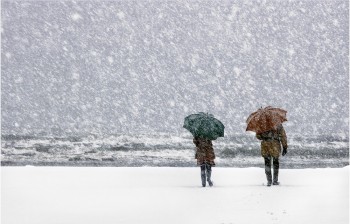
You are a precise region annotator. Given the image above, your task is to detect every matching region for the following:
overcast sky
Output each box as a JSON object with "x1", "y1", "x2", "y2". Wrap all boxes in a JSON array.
[{"x1": 1, "y1": 0, "x2": 349, "y2": 136}]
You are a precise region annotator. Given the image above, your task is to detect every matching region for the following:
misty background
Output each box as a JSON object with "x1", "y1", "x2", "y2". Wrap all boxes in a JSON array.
[{"x1": 2, "y1": 0, "x2": 349, "y2": 137}]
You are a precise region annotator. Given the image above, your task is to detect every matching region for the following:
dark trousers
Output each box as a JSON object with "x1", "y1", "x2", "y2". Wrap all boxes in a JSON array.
[
  {"x1": 200, "y1": 163, "x2": 212, "y2": 186},
  {"x1": 264, "y1": 157, "x2": 279, "y2": 183}
]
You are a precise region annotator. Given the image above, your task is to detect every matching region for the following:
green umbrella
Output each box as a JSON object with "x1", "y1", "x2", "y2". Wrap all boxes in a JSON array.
[{"x1": 183, "y1": 112, "x2": 225, "y2": 140}]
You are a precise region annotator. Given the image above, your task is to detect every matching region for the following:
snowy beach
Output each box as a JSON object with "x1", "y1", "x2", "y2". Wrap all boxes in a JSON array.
[
  {"x1": 2, "y1": 166, "x2": 349, "y2": 224},
  {"x1": 1, "y1": 0, "x2": 349, "y2": 223}
]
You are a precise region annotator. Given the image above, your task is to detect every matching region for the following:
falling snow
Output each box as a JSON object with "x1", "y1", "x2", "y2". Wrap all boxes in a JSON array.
[{"x1": 1, "y1": 1, "x2": 349, "y2": 145}]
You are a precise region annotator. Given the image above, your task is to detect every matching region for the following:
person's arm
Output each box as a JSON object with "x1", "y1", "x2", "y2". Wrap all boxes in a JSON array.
[
  {"x1": 279, "y1": 126, "x2": 288, "y2": 148},
  {"x1": 193, "y1": 138, "x2": 199, "y2": 159},
  {"x1": 193, "y1": 138, "x2": 199, "y2": 146},
  {"x1": 256, "y1": 133, "x2": 263, "y2": 140},
  {"x1": 209, "y1": 140, "x2": 215, "y2": 159},
  {"x1": 279, "y1": 126, "x2": 288, "y2": 155}
]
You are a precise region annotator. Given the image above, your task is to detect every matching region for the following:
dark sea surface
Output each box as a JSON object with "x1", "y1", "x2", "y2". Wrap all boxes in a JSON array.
[{"x1": 1, "y1": 133, "x2": 349, "y2": 168}]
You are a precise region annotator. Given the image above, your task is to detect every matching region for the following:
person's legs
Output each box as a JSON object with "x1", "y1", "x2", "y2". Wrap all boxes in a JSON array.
[
  {"x1": 264, "y1": 157, "x2": 272, "y2": 186},
  {"x1": 200, "y1": 163, "x2": 206, "y2": 187},
  {"x1": 272, "y1": 157, "x2": 280, "y2": 185},
  {"x1": 205, "y1": 163, "x2": 213, "y2": 187}
]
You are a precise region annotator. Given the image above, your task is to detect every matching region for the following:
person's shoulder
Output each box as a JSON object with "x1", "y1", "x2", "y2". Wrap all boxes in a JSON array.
[{"x1": 277, "y1": 124, "x2": 284, "y2": 130}]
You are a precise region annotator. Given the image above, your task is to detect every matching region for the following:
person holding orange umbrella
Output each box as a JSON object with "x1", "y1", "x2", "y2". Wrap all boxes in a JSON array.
[{"x1": 246, "y1": 106, "x2": 288, "y2": 186}]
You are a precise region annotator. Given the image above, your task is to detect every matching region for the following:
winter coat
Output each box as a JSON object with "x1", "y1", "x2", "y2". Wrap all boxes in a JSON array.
[
  {"x1": 193, "y1": 137, "x2": 216, "y2": 166},
  {"x1": 256, "y1": 124, "x2": 288, "y2": 158}
]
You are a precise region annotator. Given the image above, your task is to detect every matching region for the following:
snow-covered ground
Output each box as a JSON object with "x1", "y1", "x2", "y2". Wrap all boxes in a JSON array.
[{"x1": 1, "y1": 166, "x2": 349, "y2": 224}]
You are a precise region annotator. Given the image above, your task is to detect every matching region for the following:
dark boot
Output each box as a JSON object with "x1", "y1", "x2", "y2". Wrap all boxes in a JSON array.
[
  {"x1": 200, "y1": 164, "x2": 206, "y2": 187},
  {"x1": 273, "y1": 157, "x2": 280, "y2": 185},
  {"x1": 206, "y1": 163, "x2": 213, "y2": 187},
  {"x1": 264, "y1": 157, "x2": 272, "y2": 186}
]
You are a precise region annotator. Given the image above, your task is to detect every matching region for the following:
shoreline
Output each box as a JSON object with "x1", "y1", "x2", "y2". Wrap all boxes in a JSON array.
[{"x1": 1, "y1": 159, "x2": 349, "y2": 168}]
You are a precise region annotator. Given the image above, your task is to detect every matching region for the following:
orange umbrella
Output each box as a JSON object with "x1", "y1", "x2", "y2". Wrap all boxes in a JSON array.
[{"x1": 246, "y1": 106, "x2": 287, "y2": 134}]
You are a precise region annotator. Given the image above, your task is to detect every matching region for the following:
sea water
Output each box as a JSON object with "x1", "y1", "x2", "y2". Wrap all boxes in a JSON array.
[{"x1": 1, "y1": 133, "x2": 348, "y2": 168}]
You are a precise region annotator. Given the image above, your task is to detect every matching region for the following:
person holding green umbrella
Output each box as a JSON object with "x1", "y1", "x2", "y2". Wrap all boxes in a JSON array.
[{"x1": 183, "y1": 112, "x2": 224, "y2": 187}]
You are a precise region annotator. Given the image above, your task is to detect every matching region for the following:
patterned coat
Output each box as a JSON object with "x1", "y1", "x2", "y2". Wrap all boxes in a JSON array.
[
  {"x1": 193, "y1": 137, "x2": 216, "y2": 166},
  {"x1": 256, "y1": 124, "x2": 288, "y2": 158}
]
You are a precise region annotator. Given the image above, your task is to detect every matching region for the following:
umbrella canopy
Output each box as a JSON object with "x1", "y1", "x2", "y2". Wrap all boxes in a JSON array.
[
  {"x1": 183, "y1": 112, "x2": 225, "y2": 140},
  {"x1": 246, "y1": 106, "x2": 287, "y2": 134}
]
